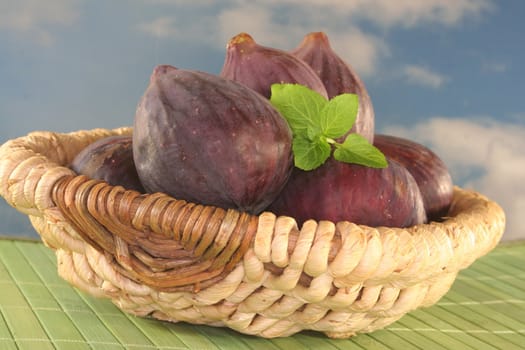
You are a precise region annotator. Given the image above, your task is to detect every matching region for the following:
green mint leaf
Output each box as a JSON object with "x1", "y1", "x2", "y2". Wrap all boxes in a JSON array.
[
  {"x1": 270, "y1": 83, "x2": 327, "y2": 138},
  {"x1": 334, "y1": 134, "x2": 388, "y2": 168},
  {"x1": 320, "y1": 93, "x2": 358, "y2": 139},
  {"x1": 270, "y1": 83, "x2": 386, "y2": 171},
  {"x1": 292, "y1": 136, "x2": 331, "y2": 171}
]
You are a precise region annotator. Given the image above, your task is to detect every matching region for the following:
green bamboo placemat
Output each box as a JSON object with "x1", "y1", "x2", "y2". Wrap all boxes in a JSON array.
[{"x1": 0, "y1": 238, "x2": 524, "y2": 350}]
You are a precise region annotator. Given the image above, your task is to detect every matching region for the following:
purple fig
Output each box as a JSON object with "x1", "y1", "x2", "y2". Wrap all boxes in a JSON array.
[
  {"x1": 70, "y1": 135, "x2": 145, "y2": 192},
  {"x1": 220, "y1": 32, "x2": 328, "y2": 99},
  {"x1": 291, "y1": 32, "x2": 375, "y2": 143},
  {"x1": 268, "y1": 157, "x2": 427, "y2": 228},
  {"x1": 133, "y1": 65, "x2": 293, "y2": 214},
  {"x1": 373, "y1": 134, "x2": 454, "y2": 220}
]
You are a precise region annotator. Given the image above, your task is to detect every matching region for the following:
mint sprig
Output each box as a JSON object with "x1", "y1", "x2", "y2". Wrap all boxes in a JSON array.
[{"x1": 270, "y1": 83, "x2": 387, "y2": 171}]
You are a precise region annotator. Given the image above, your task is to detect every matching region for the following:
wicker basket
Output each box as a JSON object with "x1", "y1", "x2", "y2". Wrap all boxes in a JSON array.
[{"x1": 0, "y1": 127, "x2": 505, "y2": 338}]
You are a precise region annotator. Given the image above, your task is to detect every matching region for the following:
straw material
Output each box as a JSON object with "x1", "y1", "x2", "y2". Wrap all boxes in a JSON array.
[{"x1": 0, "y1": 127, "x2": 506, "y2": 338}]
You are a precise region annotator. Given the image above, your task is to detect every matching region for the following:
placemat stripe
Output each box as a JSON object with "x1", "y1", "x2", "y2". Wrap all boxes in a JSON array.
[
  {"x1": 0, "y1": 239, "x2": 524, "y2": 349},
  {"x1": 0, "y1": 241, "x2": 62, "y2": 349},
  {"x1": 17, "y1": 241, "x2": 129, "y2": 349},
  {"x1": 392, "y1": 314, "x2": 475, "y2": 349},
  {"x1": 406, "y1": 308, "x2": 498, "y2": 349},
  {"x1": 456, "y1": 276, "x2": 524, "y2": 321},
  {"x1": 439, "y1": 295, "x2": 525, "y2": 345},
  {"x1": 28, "y1": 244, "x2": 166, "y2": 349}
]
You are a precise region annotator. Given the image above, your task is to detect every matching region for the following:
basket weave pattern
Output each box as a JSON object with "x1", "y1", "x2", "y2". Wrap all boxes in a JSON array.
[{"x1": 0, "y1": 127, "x2": 505, "y2": 338}]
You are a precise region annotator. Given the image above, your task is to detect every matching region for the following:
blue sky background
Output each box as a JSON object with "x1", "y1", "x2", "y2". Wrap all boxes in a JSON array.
[{"x1": 1, "y1": 0, "x2": 523, "y2": 240}]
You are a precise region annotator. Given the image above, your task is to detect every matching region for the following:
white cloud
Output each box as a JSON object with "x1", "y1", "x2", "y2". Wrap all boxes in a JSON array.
[
  {"x1": 216, "y1": 3, "x2": 389, "y2": 77},
  {"x1": 482, "y1": 62, "x2": 508, "y2": 73},
  {"x1": 0, "y1": 0, "x2": 79, "y2": 46},
  {"x1": 403, "y1": 65, "x2": 448, "y2": 88},
  {"x1": 136, "y1": 0, "x2": 494, "y2": 77},
  {"x1": 257, "y1": 0, "x2": 492, "y2": 27},
  {"x1": 383, "y1": 117, "x2": 525, "y2": 242},
  {"x1": 345, "y1": 0, "x2": 493, "y2": 28},
  {"x1": 138, "y1": 17, "x2": 178, "y2": 38},
  {"x1": 135, "y1": 4, "x2": 386, "y2": 76},
  {"x1": 138, "y1": 14, "x2": 217, "y2": 48},
  {"x1": 217, "y1": 3, "x2": 295, "y2": 49},
  {"x1": 323, "y1": 29, "x2": 389, "y2": 78}
]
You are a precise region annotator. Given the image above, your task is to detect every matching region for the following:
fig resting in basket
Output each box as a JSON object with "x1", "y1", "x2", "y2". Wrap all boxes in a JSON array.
[{"x1": 0, "y1": 31, "x2": 506, "y2": 339}]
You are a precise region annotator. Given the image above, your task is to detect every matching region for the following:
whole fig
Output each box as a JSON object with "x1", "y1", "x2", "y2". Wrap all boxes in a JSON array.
[
  {"x1": 220, "y1": 32, "x2": 328, "y2": 99},
  {"x1": 133, "y1": 65, "x2": 293, "y2": 214},
  {"x1": 70, "y1": 135, "x2": 145, "y2": 192},
  {"x1": 268, "y1": 157, "x2": 427, "y2": 228},
  {"x1": 291, "y1": 32, "x2": 375, "y2": 143},
  {"x1": 373, "y1": 134, "x2": 454, "y2": 220}
]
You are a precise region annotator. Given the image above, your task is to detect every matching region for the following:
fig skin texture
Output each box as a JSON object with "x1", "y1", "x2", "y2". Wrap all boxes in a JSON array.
[
  {"x1": 373, "y1": 134, "x2": 454, "y2": 220},
  {"x1": 70, "y1": 135, "x2": 145, "y2": 192},
  {"x1": 220, "y1": 32, "x2": 328, "y2": 99},
  {"x1": 268, "y1": 158, "x2": 427, "y2": 228},
  {"x1": 133, "y1": 65, "x2": 294, "y2": 214},
  {"x1": 291, "y1": 32, "x2": 375, "y2": 143}
]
